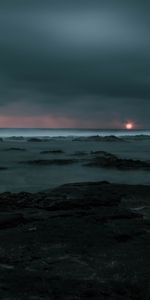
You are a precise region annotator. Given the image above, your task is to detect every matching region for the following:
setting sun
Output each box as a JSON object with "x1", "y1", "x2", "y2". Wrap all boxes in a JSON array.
[{"x1": 125, "y1": 122, "x2": 133, "y2": 130}]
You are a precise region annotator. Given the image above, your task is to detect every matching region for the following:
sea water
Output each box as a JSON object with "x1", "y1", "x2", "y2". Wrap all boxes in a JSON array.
[
  {"x1": 0, "y1": 128, "x2": 149, "y2": 137},
  {"x1": 0, "y1": 128, "x2": 150, "y2": 192}
]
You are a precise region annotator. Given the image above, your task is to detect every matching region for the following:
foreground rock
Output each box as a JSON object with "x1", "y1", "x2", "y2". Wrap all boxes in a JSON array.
[
  {"x1": 0, "y1": 181, "x2": 150, "y2": 299},
  {"x1": 0, "y1": 212, "x2": 25, "y2": 229}
]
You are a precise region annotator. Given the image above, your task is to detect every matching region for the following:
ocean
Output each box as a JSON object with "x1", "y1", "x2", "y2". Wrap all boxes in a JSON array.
[
  {"x1": 0, "y1": 128, "x2": 149, "y2": 137},
  {"x1": 0, "y1": 127, "x2": 150, "y2": 192}
]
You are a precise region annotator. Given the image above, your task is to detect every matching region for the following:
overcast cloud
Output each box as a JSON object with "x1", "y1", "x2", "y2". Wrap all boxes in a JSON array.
[{"x1": 0, "y1": 0, "x2": 149, "y2": 127}]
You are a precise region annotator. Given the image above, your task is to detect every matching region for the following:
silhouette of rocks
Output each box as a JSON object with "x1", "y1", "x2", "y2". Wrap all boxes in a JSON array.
[
  {"x1": 40, "y1": 149, "x2": 64, "y2": 154},
  {"x1": 0, "y1": 212, "x2": 25, "y2": 229},
  {"x1": 3, "y1": 147, "x2": 26, "y2": 152},
  {"x1": 129, "y1": 135, "x2": 150, "y2": 141},
  {"x1": 27, "y1": 138, "x2": 50, "y2": 142},
  {"x1": 86, "y1": 153, "x2": 150, "y2": 170},
  {"x1": 72, "y1": 151, "x2": 87, "y2": 156},
  {"x1": 9, "y1": 136, "x2": 25, "y2": 140},
  {"x1": 0, "y1": 167, "x2": 8, "y2": 170},
  {"x1": 90, "y1": 150, "x2": 117, "y2": 158},
  {"x1": 27, "y1": 138, "x2": 43, "y2": 142},
  {"x1": 20, "y1": 159, "x2": 77, "y2": 166},
  {"x1": 73, "y1": 135, "x2": 125, "y2": 142}
]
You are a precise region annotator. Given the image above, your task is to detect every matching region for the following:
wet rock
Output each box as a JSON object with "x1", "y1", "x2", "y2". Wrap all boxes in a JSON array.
[
  {"x1": 27, "y1": 138, "x2": 43, "y2": 142},
  {"x1": 86, "y1": 155, "x2": 150, "y2": 170},
  {"x1": 131, "y1": 206, "x2": 150, "y2": 223},
  {"x1": 72, "y1": 151, "x2": 87, "y2": 156},
  {"x1": 0, "y1": 167, "x2": 8, "y2": 170},
  {"x1": 114, "y1": 234, "x2": 134, "y2": 243},
  {"x1": 73, "y1": 135, "x2": 125, "y2": 142},
  {"x1": 0, "y1": 212, "x2": 25, "y2": 229},
  {"x1": 10, "y1": 136, "x2": 25, "y2": 140},
  {"x1": 129, "y1": 135, "x2": 150, "y2": 141},
  {"x1": 40, "y1": 149, "x2": 64, "y2": 154},
  {"x1": 27, "y1": 138, "x2": 50, "y2": 142},
  {"x1": 0, "y1": 181, "x2": 150, "y2": 299},
  {"x1": 3, "y1": 147, "x2": 26, "y2": 151},
  {"x1": 20, "y1": 159, "x2": 77, "y2": 166},
  {"x1": 90, "y1": 150, "x2": 118, "y2": 158},
  {"x1": 0, "y1": 192, "x2": 34, "y2": 210}
]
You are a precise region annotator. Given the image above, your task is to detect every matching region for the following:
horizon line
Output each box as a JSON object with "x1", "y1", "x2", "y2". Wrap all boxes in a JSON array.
[{"x1": 0, "y1": 127, "x2": 148, "y2": 130}]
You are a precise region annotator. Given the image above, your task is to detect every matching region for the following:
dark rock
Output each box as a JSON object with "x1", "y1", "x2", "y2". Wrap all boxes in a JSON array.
[
  {"x1": 114, "y1": 234, "x2": 133, "y2": 242},
  {"x1": 10, "y1": 136, "x2": 25, "y2": 140},
  {"x1": 73, "y1": 135, "x2": 125, "y2": 142},
  {"x1": 86, "y1": 154, "x2": 150, "y2": 170},
  {"x1": 72, "y1": 151, "x2": 87, "y2": 156},
  {"x1": 90, "y1": 150, "x2": 118, "y2": 158},
  {"x1": 27, "y1": 138, "x2": 43, "y2": 142},
  {"x1": 0, "y1": 192, "x2": 34, "y2": 210},
  {"x1": 0, "y1": 212, "x2": 25, "y2": 229},
  {"x1": 20, "y1": 159, "x2": 77, "y2": 166},
  {"x1": 40, "y1": 149, "x2": 64, "y2": 154},
  {"x1": 0, "y1": 181, "x2": 149, "y2": 299},
  {"x1": 3, "y1": 147, "x2": 26, "y2": 151},
  {"x1": 27, "y1": 138, "x2": 50, "y2": 142},
  {"x1": 129, "y1": 135, "x2": 150, "y2": 141},
  {"x1": 0, "y1": 167, "x2": 8, "y2": 170}
]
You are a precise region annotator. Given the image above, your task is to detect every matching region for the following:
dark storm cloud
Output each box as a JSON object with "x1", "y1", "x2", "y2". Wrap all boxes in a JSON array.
[{"x1": 0, "y1": 0, "x2": 150, "y2": 127}]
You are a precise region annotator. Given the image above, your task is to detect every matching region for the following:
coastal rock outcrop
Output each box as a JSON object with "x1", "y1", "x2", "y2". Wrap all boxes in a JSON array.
[
  {"x1": 0, "y1": 181, "x2": 150, "y2": 299},
  {"x1": 86, "y1": 152, "x2": 150, "y2": 170},
  {"x1": 20, "y1": 159, "x2": 77, "y2": 166},
  {"x1": 73, "y1": 135, "x2": 125, "y2": 142},
  {"x1": 40, "y1": 149, "x2": 64, "y2": 154}
]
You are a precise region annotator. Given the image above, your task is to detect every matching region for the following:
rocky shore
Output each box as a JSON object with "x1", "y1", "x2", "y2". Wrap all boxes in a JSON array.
[{"x1": 0, "y1": 181, "x2": 150, "y2": 299}]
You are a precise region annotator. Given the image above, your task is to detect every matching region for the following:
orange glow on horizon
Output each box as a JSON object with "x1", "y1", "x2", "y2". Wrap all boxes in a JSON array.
[
  {"x1": 0, "y1": 115, "x2": 78, "y2": 128},
  {"x1": 0, "y1": 115, "x2": 102, "y2": 128},
  {"x1": 0, "y1": 114, "x2": 138, "y2": 129}
]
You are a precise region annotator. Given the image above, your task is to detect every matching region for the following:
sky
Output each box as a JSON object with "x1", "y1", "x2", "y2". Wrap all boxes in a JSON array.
[{"x1": 0, "y1": 0, "x2": 150, "y2": 128}]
